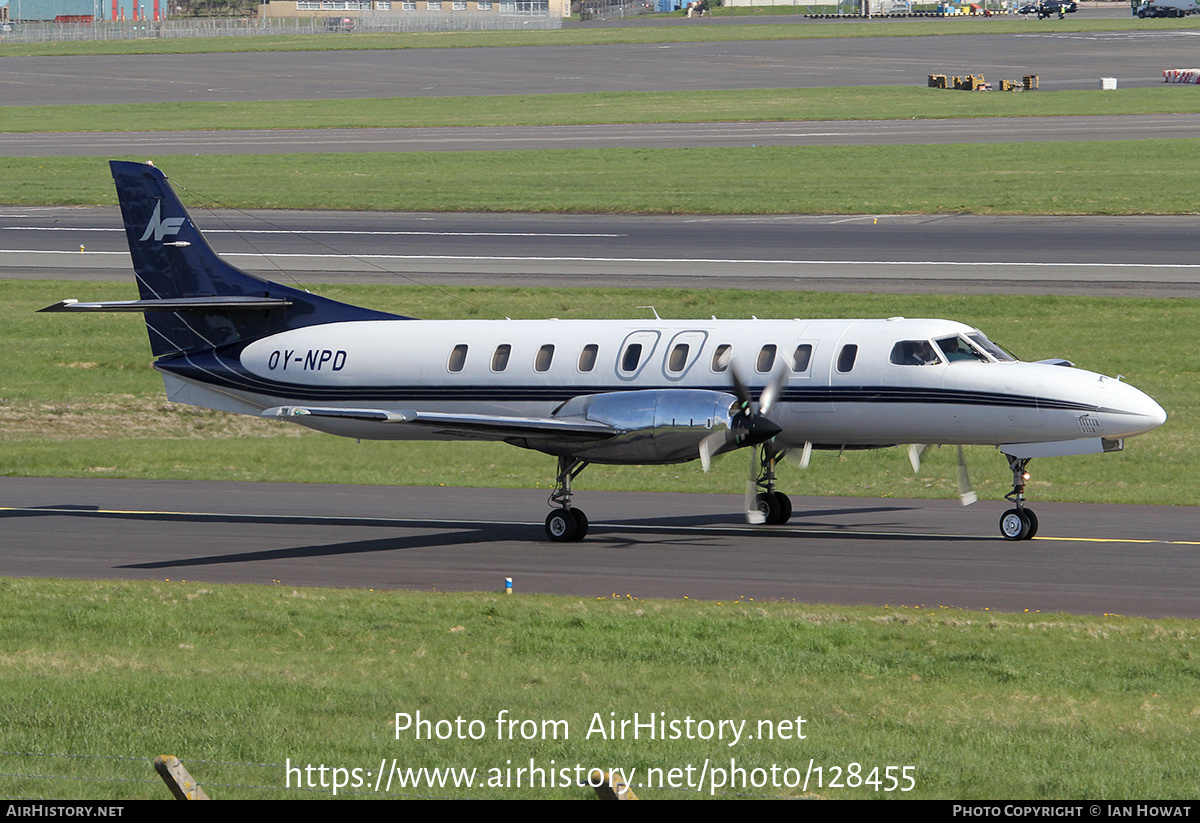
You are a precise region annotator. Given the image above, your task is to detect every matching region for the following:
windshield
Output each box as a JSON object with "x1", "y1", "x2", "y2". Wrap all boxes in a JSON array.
[
  {"x1": 935, "y1": 335, "x2": 990, "y2": 363},
  {"x1": 967, "y1": 332, "x2": 1018, "y2": 362}
]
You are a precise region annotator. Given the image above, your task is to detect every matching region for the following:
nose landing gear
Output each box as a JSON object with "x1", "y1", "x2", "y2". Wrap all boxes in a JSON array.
[{"x1": 1000, "y1": 455, "x2": 1038, "y2": 540}]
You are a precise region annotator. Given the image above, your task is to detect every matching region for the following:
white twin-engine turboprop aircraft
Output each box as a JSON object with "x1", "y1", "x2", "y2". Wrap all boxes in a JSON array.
[{"x1": 43, "y1": 161, "x2": 1166, "y2": 542}]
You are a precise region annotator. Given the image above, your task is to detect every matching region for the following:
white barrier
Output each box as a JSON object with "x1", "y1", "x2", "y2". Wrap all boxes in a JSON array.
[{"x1": 1164, "y1": 69, "x2": 1200, "y2": 84}]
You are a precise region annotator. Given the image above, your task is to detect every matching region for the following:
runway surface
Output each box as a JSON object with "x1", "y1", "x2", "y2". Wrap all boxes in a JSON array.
[
  {"x1": 3, "y1": 477, "x2": 1197, "y2": 618},
  {"x1": 5, "y1": 206, "x2": 1198, "y2": 296},
  {"x1": 3, "y1": 28, "x2": 1199, "y2": 107}
]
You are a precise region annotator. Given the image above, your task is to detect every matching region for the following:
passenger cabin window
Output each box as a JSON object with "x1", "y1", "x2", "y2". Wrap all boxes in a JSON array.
[
  {"x1": 791, "y1": 344, "x2": 813, "y2": 373},
  {"x1": 890, "y1": 340, "x2": 940, "y2": 366},
  {"x1": 668, "y1": 343, "x2": 689, "y2": 373},
  {"x1": 491, "y1": 344, "x2": 511, "y2": 372},
  {"x1": 448, "y1": 344, "x2": 468, "y2": 373},
  {"x1": 936, "y1": 336, "x2": 988, "y2": 363},
  {"x1": 836, "y1": 344, "x2": 858, "y2": 373},
  {"x1": 712, "y1": 344, "x2": 732, "y2": 372},
  {"x1": 578, "y1": 344, "x2": 599, "y2": 372},
  {"x1": 621, "y1": 343, "x2": 643, "y2": 373},
  {"x1": 535, "y1": 344, "x2": 555, "y2": 372},
  {"x1": 756, "y1": 344, "x2": 777, "y2": 373}
]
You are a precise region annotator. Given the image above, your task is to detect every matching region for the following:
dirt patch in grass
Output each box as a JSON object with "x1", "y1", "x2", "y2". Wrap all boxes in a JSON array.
[{"x1": 0, "y1": 397, "x2": 301, "y2": 441}]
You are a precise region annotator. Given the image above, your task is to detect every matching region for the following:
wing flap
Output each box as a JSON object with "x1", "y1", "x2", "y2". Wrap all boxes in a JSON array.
[{"x1": 262, "y1": 405, "x2": 618, "y2": 442}]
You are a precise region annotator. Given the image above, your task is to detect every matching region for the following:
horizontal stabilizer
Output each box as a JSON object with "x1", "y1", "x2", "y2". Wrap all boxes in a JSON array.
[
  {"x1": 262, "y1": 406, "x2": 619, "y2": 442},
  {"x1": 39, "y1": 296, "x2": 293, "y2": 313}
]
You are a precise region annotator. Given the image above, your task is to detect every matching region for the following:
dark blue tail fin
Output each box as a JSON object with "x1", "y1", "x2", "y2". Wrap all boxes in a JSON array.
[{"x1": 111, "y1": 160, "x2": 404, "y2": 357}]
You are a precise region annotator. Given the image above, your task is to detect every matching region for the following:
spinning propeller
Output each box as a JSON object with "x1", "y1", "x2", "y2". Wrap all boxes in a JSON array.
[
  {"x1": 908, "y1": 444, "x2": 978, "y2": 506},
  {"x1": 698, "y1": 355, "x2": 792, "y2": 524}
]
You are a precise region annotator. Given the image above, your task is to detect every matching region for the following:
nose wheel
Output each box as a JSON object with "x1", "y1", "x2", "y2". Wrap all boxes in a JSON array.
[
  {"x1": 1000, "y1": 455, "x2": 1038, "y2": 541},
  {"x1": 1000, "y1": 507, "x2": 1038, "y2": 541}
]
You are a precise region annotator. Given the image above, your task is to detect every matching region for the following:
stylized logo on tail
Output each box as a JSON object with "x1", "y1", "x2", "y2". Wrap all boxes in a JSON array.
[{"x1": 138, "y1": 202, "x2": 186, "y2": 242}]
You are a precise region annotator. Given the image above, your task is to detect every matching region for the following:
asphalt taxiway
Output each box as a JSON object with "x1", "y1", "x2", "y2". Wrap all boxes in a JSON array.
[
  {"x1": 4, "y1": 207, "x2": 1198, "y2": 296},
  {"x1": 2, "y1": 29, "x2": 1196, "y2": 106},
  {"x1": 3, "y1": 478, "x2": 1198, "y2": 618}
]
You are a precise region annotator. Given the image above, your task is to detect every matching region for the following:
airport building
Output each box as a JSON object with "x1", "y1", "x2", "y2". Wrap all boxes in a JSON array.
[
  {"x1": 1, "y1": 0, "x2": 173, "y2": 21},
  {"x1": 256, "y1": 0, "x2": 564, "y2": 19}
]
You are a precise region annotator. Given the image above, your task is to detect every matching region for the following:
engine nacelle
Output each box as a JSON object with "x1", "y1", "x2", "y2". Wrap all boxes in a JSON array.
[{"x1": 551, "y1": 389, "x2": 739, "y2": 464}]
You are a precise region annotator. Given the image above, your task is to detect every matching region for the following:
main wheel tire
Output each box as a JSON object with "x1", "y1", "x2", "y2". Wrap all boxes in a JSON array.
[
  {"x1": 754, "y1": 492, "x2": 781, "y2": 525},
  {"x1": 1023, "y1": 508, "x2": 1038, "y2": 540},
  {"x1": 570, "y1": 508, "x2": 589, "y2": 541},
  {"x1": 545, "y1": 509, "x2": 578, "y2": 542},
  {"x1": 772, "y1": 492, "x2": 793, "y2": 524},
  {"x1": 1000, "y1": 508, "x2": 1031, "y2": 541}
]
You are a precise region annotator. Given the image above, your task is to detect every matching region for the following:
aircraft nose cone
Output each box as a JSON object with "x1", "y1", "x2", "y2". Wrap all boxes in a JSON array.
[{"x1": 1100, "y1": 379, "x2": 1166, "y2": 435}]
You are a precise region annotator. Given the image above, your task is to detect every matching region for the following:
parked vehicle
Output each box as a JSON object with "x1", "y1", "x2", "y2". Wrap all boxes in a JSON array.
[
  {"x1": 1137, "y1": 0, "x2": 1196, "y2": 16},
  {"x1": 1017, "y1": 0, "x2": 1076, "y2": 16}
]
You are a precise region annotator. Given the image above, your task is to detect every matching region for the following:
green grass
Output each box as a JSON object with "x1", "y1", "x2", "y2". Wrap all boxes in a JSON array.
[
  {"x1": 8, "y1": 87, "x2": 1200, "y2": 133},
  {"x1": 2, "y1": 282, "x2": 1193, "y2": 506},
  {"x1": 1, "y1": 578, "x2": 1198, "y2": 799},
  {"x1": 8, "y1": 142, "x2": 1200, "y2": 214}
]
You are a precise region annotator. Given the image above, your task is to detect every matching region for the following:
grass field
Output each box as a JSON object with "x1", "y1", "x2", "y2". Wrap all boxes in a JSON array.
[
  {"x1": 2, "y1": 578, "x2": 1199, "y2": 799},
  {"x1": 7, "y1": 141, "x2": 1200, "y2": 214}
]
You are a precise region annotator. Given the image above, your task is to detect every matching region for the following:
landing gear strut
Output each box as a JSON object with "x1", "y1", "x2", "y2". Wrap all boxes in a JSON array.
[
  {"x1": 999, "y1": 455, "x2": 1038, "y2": 541},
  {"x1": 750, "y1": 444, "x2": 792, "y2": 525},
  {"x1": 545, "y1": 456, "x2": 590, "y2": 542}
]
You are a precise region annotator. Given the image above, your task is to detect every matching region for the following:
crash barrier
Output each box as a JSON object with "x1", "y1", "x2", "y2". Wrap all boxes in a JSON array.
[
  {"x1": 1164, "y1": 69, "x2": 1200, "y2": 84},
  {"x1": 807, "y1": 10, "x2": 1010, "y2": 16},
  {"x1": 927, "y1": 73, "x2": 1037, "y2": 91}
]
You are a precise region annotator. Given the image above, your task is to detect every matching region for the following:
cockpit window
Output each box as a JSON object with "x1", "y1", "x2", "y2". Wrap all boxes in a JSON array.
[
  {"x1": 890, "y1": 340, "x2": 941, "y2": 366},
  {"x1": 935, "y1": 336, "x2": 989, "y2": 363},
  {"x1": 968, "y1": 333, "x2": 1017, "y2": 362}
]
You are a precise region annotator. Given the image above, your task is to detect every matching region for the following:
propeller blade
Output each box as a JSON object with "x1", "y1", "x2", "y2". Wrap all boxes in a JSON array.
[
  {"x1": 908, "y1": 443, "x2": 926, "y2": 474},
  {"x1": 957, "y1": 445, "x2": 978, "y2": 506},
  {"x1": 699, "y1": 430, "x2": 727, "y2": 473},
  {"x1": 758, "y1": 368, "x2": 787, "y2": 417},
  {"x1": 720, "y1": 351, "x2": 753, "y2": 413},
  {"x1": 745, "y1": 452, "x2": 765, "y2": 524},
  {"x1": 799, "y1": 441, "x2": 812, "y2": 470}
]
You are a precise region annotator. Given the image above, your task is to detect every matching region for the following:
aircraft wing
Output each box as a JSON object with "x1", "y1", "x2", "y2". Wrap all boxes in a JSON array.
[{"x1": 262, "y1": 405, "x2": 619, "y2": 443}]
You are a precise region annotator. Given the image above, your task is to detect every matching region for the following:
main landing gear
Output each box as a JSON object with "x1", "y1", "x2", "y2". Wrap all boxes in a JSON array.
[
  {"x1": 750, "y1": 443, "x2": 792, "y2": 525},
  {"x1": 545, "y1": 456, "x2": 590, "y2": 542},
  {"x1": 999, "y1": 455, "x2": 1038, "y2": 541}
]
